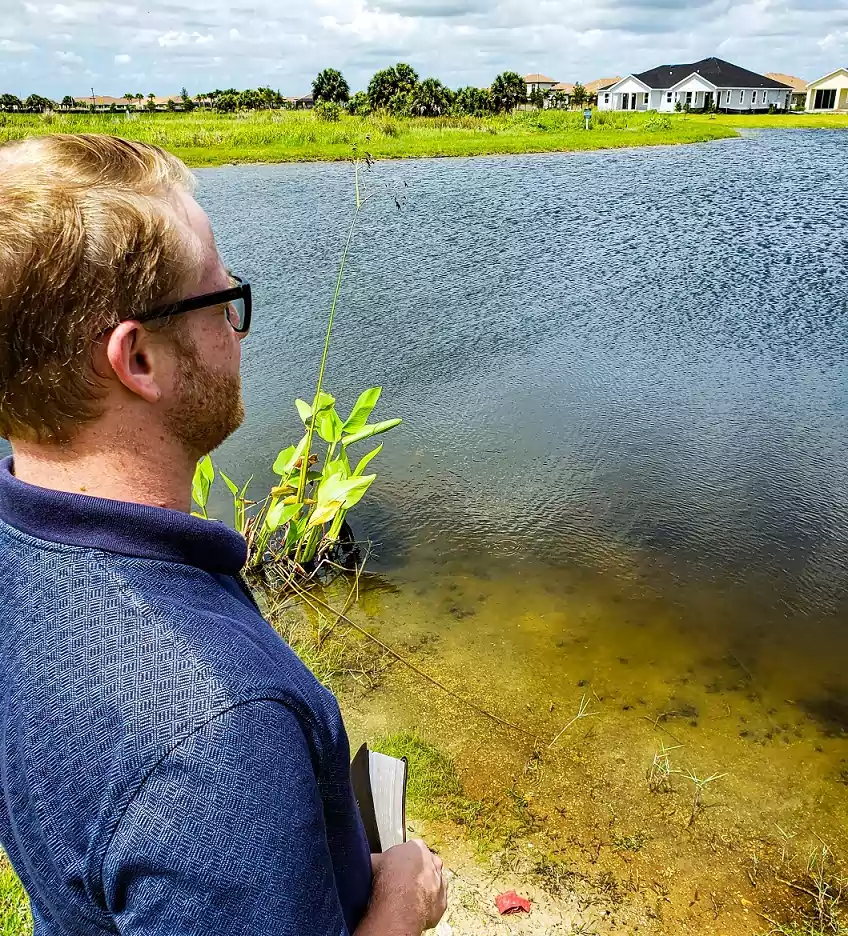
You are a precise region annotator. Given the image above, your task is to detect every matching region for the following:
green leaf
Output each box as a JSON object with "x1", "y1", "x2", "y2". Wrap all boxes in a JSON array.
[
  {"x1": 339, "y1": 473, "x2": 375, "y2": 509},
  {"x1": 352, "y1": 443, "x2": 383, "y2": 477},
  {"x1": 323, "y1": 457, "x2": 349, "y2": 482},
  {"x1": 317, "y1": 473, "x2": 376, "y2": 510},
  {"x1": 264, "y1": 500, "x2": 301, "y2": 533},
  {"x1": 219, "y1": 471, "x2": 239, "y2": 497},
  {"x1": 343, "y1": 387, "x2": 382, "y2": 434},
  {"x1": 272, "y1": 435, "x2": 309, "y2": 475},
  {"x1": 191, "y1": 456, "x2": 214, "y2": 508},
  {"x1": 342, "y1": 418, "x2": 402, "y2": 447},
  {"x1": 307, "y1": 501, "x2": 344, "y2": 528},
  {"x1": 295, "y1": 399, "x2": 313, "y2": 424},
  {"x1": 239, "y1": 476, "x2": 253, "y2": 500},
  {"x1": 285, "y1": 513, "x2": 308, "y2": 550},
  {"x1": 314, "y1": 391, "x2": 336, "y2": 413},
  {"x1": 315, "y1": 406, "x2": 344, "y2": 444}
]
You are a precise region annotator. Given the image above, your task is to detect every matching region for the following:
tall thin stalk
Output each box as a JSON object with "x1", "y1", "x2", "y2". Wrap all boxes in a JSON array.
[{"x1": 294, "y1": 158, "x2": 366, "y2": 562}]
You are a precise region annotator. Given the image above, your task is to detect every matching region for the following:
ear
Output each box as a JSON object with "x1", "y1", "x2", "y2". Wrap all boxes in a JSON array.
[{"x1": 105, "y1": 321, "x2": 165, "y2": 404}]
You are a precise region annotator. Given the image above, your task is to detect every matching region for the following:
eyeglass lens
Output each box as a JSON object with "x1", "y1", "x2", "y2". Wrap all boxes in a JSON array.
[{"x1": 225, "y1": 298, "x2": 246, "y2": 331}]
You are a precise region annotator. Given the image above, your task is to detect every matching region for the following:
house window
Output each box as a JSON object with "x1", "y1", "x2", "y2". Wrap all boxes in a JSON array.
[
  {"x1": 644, "y1": 93, "x2": 649, "y2": 105},
  {"x1": 686, "y1": 91, "x2": 693, "y2": 104},
  {"x1": 739, "y1": 90, "x2": 744, "y2": 103},
  {"x1": 814, "y1": 88, "x2": 837, "y2": 109},
  {"x1": 666, "y1": 92, "x2": 672, "y2": 103},
  {"x1": 604, "y1": 93, "x2": 610, "y2": 104}
]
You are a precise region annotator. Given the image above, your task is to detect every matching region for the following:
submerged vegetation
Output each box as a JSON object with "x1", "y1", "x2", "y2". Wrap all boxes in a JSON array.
[{"x1": 0, "y1": 108, "x2": 739, "y2": 166}]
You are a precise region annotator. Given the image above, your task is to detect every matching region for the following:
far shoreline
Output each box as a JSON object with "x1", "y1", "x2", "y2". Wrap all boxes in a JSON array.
[{"x1": 2, "y1": 109, "x2": 845, "y2": 171}]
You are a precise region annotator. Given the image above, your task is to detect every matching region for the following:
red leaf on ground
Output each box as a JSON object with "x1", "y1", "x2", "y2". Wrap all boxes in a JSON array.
[{"x1": 495, "y1": 890, "x2": 532, "y2": 915}]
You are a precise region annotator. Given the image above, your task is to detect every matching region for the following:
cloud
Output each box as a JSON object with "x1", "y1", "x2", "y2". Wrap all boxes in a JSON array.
[
  {"x1": 0, "y1": 0, "x2": 839, "y2": 98},
  {"x1": 157, "y1": 29, "x2": 215, "y2": 46},
  {"x1": 56, "y1": 49, "x2": 83, "y2": 63},
  {"x1": 114, "y1": 53, "x2": 131, "y2": 63},
  {"x1": 819, "y1": 31, "x2": 848, "y2": 51},
  {"x1": 0, "y1": 39, "x2": 36, "y2": 52}
]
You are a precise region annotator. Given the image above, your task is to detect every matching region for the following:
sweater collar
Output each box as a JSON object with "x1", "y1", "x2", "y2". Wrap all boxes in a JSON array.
[{"x1": 0, "y1": 457, "x2": 247, "y2": 575}]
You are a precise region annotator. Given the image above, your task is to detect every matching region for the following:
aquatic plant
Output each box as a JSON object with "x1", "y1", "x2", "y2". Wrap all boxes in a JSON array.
[
  {"x1": 680, "y1": 767, "x2": 727, "y2": 827},
  {"x1": 192, "y1": 152, "x2": 401, "y2": 573},
  {"x1": 647, "y1": 742, "x2": 681, "y2": 793}
]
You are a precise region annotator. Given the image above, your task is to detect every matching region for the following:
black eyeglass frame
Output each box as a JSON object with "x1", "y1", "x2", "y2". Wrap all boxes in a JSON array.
[{"x1": 140, "y1": 276, "x2": 252, "y2": 334}]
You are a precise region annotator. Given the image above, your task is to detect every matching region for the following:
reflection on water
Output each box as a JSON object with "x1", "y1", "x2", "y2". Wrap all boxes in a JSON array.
[
  {"x1": 201, "y1": 131, "x2": 848, "y2": 910},
  {"x1": 205, "y1": 128, "x2": 847, "y2": 617}
]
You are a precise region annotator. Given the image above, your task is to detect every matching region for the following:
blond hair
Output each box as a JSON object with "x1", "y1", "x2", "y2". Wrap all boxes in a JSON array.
[{"x1": 0, "y1": 134, "x2": 199, "y2": 443}]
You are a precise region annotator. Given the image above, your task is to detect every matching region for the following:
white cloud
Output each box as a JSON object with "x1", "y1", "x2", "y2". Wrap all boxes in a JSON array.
[
  {"x1": 114, "y1": 53, "x2": 131, "y2": 63},
  {"x1": 0, "y1": 0, "x2": 840, "y2": 99},
  {"x1": 818, "y1": 32, "x2": 847, "y2": 52},
  {"x1": 55, "y1": 49, "x2": 83, "y2": 63},
  {"x1": 0, "y1": 38, "x2": 36, "y2": 52},
  {"x1": 157, "y1": 30, "x2": 214, "y2": 47}
]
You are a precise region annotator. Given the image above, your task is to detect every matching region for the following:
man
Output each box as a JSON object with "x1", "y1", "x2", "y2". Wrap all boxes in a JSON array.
[{"x1": 0, "y1": 134, "x2": 447, "y2": 936}]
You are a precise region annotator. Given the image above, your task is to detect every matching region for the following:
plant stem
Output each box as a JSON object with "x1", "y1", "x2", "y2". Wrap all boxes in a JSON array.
[{"x1": 294, "y1": 159, "x2": 363, "y2": 562}]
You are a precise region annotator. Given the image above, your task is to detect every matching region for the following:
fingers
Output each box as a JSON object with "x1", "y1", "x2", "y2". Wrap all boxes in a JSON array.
[{"x1": 432, "y1": 853, "x2": 444, "y2": 874}]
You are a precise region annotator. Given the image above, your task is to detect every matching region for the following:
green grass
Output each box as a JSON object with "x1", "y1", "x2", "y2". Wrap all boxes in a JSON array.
[
  {"x1": 371, "y1": 732, "x2": 536, "y2": 855},
  {"x1": 0, "y1": 857, "x2": 30, "y2": 936},
  {"x1": 687, "y1": 111, "x2": 848, "y2": 130},
  {"x1": 0, "y1": 109, "x2": 737, "y2": 167}
]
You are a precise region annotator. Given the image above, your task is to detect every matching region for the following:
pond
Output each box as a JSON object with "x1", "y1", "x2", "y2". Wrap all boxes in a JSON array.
[{"x1": 202, "y1": 130, "x2": 848, "y2": 931}]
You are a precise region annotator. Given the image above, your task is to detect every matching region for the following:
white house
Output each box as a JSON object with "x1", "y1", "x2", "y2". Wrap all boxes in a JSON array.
[
  {"x1": 806, "y1": 68, "x2": 848, "y2": 112},
  {"x1": 597, "y1": 57, "x2": 792, "y2": 113}
]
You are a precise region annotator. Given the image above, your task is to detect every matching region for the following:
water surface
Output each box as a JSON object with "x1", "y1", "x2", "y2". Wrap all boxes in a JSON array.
[{"x1": 203, "y1": 134, "x2": 848, "y2": 930}]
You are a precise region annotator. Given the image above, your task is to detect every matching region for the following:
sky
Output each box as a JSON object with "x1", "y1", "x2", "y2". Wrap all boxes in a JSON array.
[{"x1": 0, "y1": 0, "x2": 846, "y2": 99}]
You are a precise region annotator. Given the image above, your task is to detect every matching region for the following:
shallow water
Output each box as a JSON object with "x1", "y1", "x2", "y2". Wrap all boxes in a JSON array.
[{"x1": 200, "y1": 131, "x2": 848, "y2": 926}]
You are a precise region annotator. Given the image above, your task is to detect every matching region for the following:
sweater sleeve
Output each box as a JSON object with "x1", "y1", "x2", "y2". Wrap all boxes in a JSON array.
[{"x1": 101, "y1": 699, "x2": 355, "y2": 936}]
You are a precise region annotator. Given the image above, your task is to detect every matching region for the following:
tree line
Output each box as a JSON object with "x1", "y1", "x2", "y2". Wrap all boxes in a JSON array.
[
  {"x1": 1, "y1": 65, "x2": 590, "y2": 116},
  {"x1": 313, "y1": 66, "x2": 532, "y2": 117}
]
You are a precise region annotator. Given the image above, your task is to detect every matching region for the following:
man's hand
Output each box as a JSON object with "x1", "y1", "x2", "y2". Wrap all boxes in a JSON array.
[{"x1": 356, "y1": 839, "x2": 448, "y2": 935}]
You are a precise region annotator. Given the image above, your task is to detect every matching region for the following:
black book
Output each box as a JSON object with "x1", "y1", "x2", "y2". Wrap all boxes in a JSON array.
[{"x1": 350, "y1": 743, "x2": 408, "y2": 853}]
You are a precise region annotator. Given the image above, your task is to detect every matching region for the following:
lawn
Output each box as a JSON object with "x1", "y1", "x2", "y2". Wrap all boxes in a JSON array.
[
  {"x1": 0, "y1": 856, "x2": 30, "y2": 936},
  {"x1": 0, "y1": 108, "x2": 737, "y2": 167},
  {"x1": 687, "y1": 110, "x2": 848, "y2": 130}
]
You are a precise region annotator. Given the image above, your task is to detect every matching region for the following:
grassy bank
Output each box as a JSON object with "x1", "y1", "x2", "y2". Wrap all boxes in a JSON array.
[
  {"x1": 687, "y1": 111, "x2": 848, "y2": 130},
  {"x1": 0, "y1": 856, "x2": 30, "y2": 936},
  {"x1": 0, "y1": 109, "x2": 737, "y2": 166}
]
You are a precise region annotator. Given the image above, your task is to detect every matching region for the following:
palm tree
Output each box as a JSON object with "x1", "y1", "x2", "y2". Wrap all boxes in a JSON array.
[
  {"x1": 123, "y1": 92, "x2": 135, "y2": 109},
  {"x1": 312, "y1": 68, "x2": 350, "y2": 105},
  {"x1": 572, "y1": 82, "x2": 587, "y2": 110},
  {"x1": 61, "y1": 95, "x2": 76, "y2": 110}
]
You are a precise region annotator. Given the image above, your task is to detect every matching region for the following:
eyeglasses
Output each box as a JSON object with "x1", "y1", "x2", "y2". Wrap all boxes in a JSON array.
[{"x1": 141, "y1": 276, "x2": 252, "y2": 334}]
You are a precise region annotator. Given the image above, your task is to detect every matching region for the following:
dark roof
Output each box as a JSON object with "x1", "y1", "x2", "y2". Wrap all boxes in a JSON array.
[{"x1": 633, "y1": 57, "x2": 792, "y2": 90}]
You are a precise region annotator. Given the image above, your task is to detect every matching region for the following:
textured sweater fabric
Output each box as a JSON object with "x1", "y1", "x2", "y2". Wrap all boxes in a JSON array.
[{"x1": 0, "y1": 457, "x2": 372, "y2": 935}]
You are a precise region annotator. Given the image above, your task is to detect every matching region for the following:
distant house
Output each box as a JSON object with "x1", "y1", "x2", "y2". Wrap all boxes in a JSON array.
[
  {"x1": 597, "y1": 57, "x2": 792, "y2": 112},
  {"x1": 524, "y1": 74, "x2": 557, "y2": 97},
  {"x1": 73, "y1": 95, "x2": 131, "y2": 112},
  {"x1": 805, "y1": 68, "x2": 848, "y2": 112},
  {"x1": 584, "y1": 77, "x2": 621, "y2": 106},
  {"x1": 766, "y1": 73, "x2": 807, "y2": 110},
  {"x1": 550, "y1": 82, "x2": 574, "y2": 106},
  {"x1": 294, "y1": 93, "x2": 314, "y2": 110}
]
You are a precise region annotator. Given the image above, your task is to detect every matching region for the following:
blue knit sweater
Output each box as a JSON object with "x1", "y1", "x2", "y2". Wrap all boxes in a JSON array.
[{"x1": 0, "y1": 458, "x2": 372, "y2": 935}]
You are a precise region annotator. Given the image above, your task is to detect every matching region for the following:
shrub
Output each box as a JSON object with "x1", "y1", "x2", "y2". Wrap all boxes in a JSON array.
[
  {"x1": 347, "y1": 91, "x2": 371, "y2": 116},
  {"x1": 644, "y1": 114, "x2": 672, "y2": 132},
  {"x1": 314, "y1": 101, "x2": 342, "y2": 122}
]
